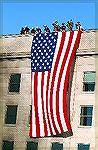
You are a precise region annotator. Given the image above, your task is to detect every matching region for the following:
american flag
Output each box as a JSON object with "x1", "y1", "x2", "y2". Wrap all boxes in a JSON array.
[{"x1": 30, "y1": 31, "x2": 81, "y2": 138}]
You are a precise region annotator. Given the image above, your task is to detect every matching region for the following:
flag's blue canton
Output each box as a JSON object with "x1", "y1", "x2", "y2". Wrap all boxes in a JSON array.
[{"x1": 31, "y1": 32, "x2": 58, "y2": 72}]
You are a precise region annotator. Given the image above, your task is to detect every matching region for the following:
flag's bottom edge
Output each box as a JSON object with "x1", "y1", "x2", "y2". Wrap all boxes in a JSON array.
[
  {"x1": 53, "y1": 130, "x2": 73, "y2": 138},
  {"x1": 30, "y1": 130, "x2": 73, "y2": 139}
]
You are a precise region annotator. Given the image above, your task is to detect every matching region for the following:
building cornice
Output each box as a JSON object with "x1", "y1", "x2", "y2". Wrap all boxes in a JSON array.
[
  {"x1": 0, "y1": 51, "x2": 98, "y2": 60},
  {"x1": 0, "y1": 29, "x2": 97, "y2": 60}
]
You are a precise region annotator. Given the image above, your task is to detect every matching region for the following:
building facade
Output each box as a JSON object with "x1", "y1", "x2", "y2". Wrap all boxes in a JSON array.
[{"x1": 0, "y1": 30, "x2": 98, "y2": 150}]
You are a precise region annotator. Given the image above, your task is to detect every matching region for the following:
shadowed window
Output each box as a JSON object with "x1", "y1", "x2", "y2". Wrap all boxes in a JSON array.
[
  {"x1": 52, "y1": 142, "x2": 63, "y2": 150},
  {"x1": 9, "y1": 74, "x2": 21, "y2": 92},
  {"x1": 5, "y1": 105, "x2": 18, "y2": 124},
  {"x1": 80, "y1": 106, "x2": 93, "y2": 126},
  {"x1": 26, "y1": 141, "x2": 38, "y2": 150},
  {"x1": 2, "y1": 140, "x2": 14, "y2": 150},
  {"x1": 78, "y1": 143, "x2": 90, "y2": 150},
  {"x1": 83, "y1": 71, "x2": 95, "y2": 92}
]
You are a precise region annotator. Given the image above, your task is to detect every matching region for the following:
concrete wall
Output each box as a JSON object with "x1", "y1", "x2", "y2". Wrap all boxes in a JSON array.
[{"x1": 0, "y1": 30, "x2": 97, "y2": 150}]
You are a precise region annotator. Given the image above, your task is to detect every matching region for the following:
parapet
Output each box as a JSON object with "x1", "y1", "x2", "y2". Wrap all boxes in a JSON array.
[{"x1": 0, "y1": 29, "x2": 97, "y2": 59}]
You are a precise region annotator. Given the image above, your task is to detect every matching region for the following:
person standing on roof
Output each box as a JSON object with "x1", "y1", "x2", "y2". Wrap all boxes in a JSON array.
[
  {"x1": 36, "y1": 26, "x2": 41, "y2": 33},
  {"x1": 43, "y1": 25, "x2": 50, "y2": 33},
  {"x1": 75, "y1": 22, "x2": 83, "y2": 31},
  {"x1": 31, "y1": 27, "x2": 36, "y2": 35},
  {"x1": 20, "y1": 27, "x2": 25, "y2": 34},
  {"x1": 52, "y1": 21, "x2": 60, "y2": 32},
  {"x1": 66, "y1": 20, "x2": 74, "y2": 31},
  {"x1": 60, "y1": 23, "x2": 66, "y2": 32},
  {"x1": 24, "y1": 25, "x2": 30, "y2": 34}
]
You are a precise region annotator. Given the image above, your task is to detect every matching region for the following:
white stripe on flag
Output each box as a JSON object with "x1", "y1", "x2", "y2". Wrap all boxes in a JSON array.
[
  {"x1": 38, "y1": 72, "x2": 44, "y2": 136},
  {"x1": 32, "y1": 73, "x2": 36, "y2": 137}
]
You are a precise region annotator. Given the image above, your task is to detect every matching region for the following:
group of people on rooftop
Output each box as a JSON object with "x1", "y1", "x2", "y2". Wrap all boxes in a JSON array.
[{"x1": 20, "y1": 20, "x2": 83, "y2": 35}]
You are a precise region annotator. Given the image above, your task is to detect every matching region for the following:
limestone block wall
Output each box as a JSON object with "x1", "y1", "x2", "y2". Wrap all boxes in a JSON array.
[
  {"x1": 0, "y1": 30, "x2": 97, "y2": 150},
  {"x1": 0, "y1": 58, "x2": 31, "y2": 150},
  {"x1": 70, "y1": 55, "x2": 95, "y2": 149}
]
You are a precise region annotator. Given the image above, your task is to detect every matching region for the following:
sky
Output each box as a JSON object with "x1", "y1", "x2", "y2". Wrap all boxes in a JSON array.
[{"x1": 0, "y1": 1, "x2": 97, "y2": 35}]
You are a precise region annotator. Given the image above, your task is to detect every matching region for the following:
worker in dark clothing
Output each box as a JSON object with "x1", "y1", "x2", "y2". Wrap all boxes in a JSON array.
[
  {"x1": 52, "y1": 21, "x2": 60, "y2": 32},
  {"x1": 20, "y1": 27, "x2": 25, "y2": 34},
  {"x1": 75, "y1": 22, "x2": 82, "y2": 31},
  {"x1": 24, "y1": 26, "x2": 30, "y2": 34},
  {"x1": 31, "y1": 27, "x2": 36, "y2": 34},
  {"x1": 36, "y1": 26, "x2": 41, "y2": 33},
  {"x1": 43, "y1": 25, "x2": 50, "y2": 33},
  {"x1": 60, "y1": 23, "x2": 66, "y2": 32},
  {"x1": 66, "y1": 20, "x2": 74, "y2": 31},
  {"x1": 55, "y1": 25, "x2": 61, "y2": 32}
]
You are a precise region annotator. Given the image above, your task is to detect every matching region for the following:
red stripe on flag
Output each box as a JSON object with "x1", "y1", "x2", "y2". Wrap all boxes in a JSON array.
[
  {"x1": 41, "y1": 72, "x2": 48, "y2": 136},
  {"x1": 56, "y1": 31, "x2": 74, "y2": 133},
  {"x1": 29, "y1": 114, "x2": 32, "y2": 137},
  {"x1": 63, "y1": 31, "x2": 81, "y2": 131},
  {"x1": 29, "y1": 72, "x2": 33, "y2": 137},
  {"x1": 49, "y1": 32, "x2": 66, "y2": 134},
  {"x1": 46, "y1": 71, "x2": 53, "y2": 135},
  {"x1": 34, "y1": 72, "x2": 40, "y2": 137}
]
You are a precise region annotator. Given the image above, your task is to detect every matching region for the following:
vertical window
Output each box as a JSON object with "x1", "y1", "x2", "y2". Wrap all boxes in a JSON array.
[
  {"x1": 80, "y1": 106, "x2": 93, "y2": 126},
  {"x1": 9, "y1": 74, "x2": 21, "y2": 92},
  {"x1": 5, "y1": 105, "x2": 18, "y2": 124},
  {"x1": 52, "y1": 142, "x2": 63, "y2": 150},
  {"x1": 26, "y1": 141, "x2": 38, "y2": 150},
  {"x1": 78, "y1": 143, "x2": 90, "y2": 150},
  {"x1": 2, "y1": 140, "x2": 14, "y2": 150},
  {"x1": 83, "y1": 71, "x2": 95, "y2": 91}
]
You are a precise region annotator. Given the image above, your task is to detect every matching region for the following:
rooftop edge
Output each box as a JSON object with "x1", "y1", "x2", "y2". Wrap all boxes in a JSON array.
[{"x1": 0, "y1": 29, "x2": 97, "y2": 38}]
